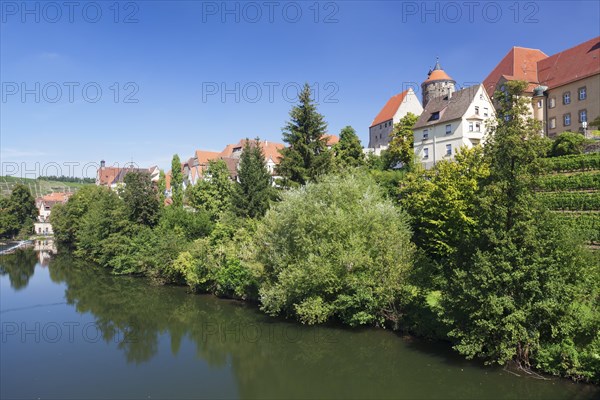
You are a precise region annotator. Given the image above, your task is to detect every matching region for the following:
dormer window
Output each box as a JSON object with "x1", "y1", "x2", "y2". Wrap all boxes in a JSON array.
[{"x1": 430, "y1": 112, "x2": 440, "y2": 121}]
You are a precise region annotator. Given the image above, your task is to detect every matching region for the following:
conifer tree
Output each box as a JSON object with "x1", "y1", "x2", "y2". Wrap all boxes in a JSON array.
[
  {"x1": 277, "y1": 83, "x2": 331, "y2": 186},
  {"x1": 232, "y1": 138, "x2": 272, "y2": 218},
  {"x1": 333, "y1": 126, "x2": 364, "y2": 168}
]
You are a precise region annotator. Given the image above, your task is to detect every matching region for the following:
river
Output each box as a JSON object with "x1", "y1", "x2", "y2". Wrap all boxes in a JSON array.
[{"x1": 1, "y1": 248, "x2": 598, "y2": 399}]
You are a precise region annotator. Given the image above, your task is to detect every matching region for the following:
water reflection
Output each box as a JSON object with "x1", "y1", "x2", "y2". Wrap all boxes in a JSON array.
[
  {"x1": 0, "y1": 248, "x2": 37, "y2": 290},
  {"x1": 40, "y1": 254, "x2": 598, "y2": 400}
]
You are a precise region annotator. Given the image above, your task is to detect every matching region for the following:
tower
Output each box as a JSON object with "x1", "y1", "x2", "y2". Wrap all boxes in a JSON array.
[{"x1": 421, "y1": 58, "x2": 456, "y2": 107}]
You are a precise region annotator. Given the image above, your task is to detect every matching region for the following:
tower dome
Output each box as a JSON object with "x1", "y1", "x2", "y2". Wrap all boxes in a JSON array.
[{"x1": 421, "y1": 59, "x2": 456, "y2": 107}]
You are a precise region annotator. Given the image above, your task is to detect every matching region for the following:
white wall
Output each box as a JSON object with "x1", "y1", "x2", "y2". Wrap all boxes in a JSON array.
[{"x1": 414, "y1": 85, "x2": 495, "y2": 168}]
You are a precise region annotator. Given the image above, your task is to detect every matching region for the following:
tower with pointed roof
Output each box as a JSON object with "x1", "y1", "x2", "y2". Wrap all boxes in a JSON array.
[{"x1": 421, "y1": 59, "x2": 456, "y2": 108}]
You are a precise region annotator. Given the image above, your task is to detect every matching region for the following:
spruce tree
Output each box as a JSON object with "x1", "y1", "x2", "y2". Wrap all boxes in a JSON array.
[
  {"x1": 277, "y1": 83, "x2": 331, "y2": 186},
  {"x1": 232, "y1": 138, "x2": 272, "y2": 218}
]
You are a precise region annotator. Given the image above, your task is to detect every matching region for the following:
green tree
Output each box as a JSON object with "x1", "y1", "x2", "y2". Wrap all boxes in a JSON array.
[
  {"x1": 256, "y1": 173, "x2": 415, "y2": 326},
  {"x1": 333, "y1": 126, "x2": 364, "y2": 168},
  {"x1": 277, "y1": 83, "x2": 331, "y2": 186},
  {"x1": 157, "y1": 169, "x2": 167, "y2": 204},
  {"x1": 232, "y1": 138, "x2": 273, "y2": 218},
  {"x1": 382, "y1": 112, "x2": 418, "y2": 169},
  {"x1": 0, "y1": 184, "x2": 37, "y2": 237},
  {"x1": 0, "y1": 197, "x2": 19, "y2": 237},
  {"x1": 442, "y1": 80, "x2": 595, "y2": 376},
  {"x1": 170, "y1": 154, "x2": 183, "y2": 208},
  {"x1": 123, "y1": 171, "x2": 160, "y2": 227},
  {"x1": 188, "y1": 159, "x2": 233, "y2": 219}
]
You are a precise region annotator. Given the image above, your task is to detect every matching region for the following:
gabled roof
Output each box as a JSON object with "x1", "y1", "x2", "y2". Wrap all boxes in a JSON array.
[
  {"x1": 483, "y1": 46, "x2": 548, "y2": 96},
  {"x1": 538, "y1": 36, "x2": 600, "y2": 89},
  {"x1": 414, "y1": 85, "x2": 482, "y2": 129},
  {"x1": 195, "y1": 150, "x2": 221, "y2": 164},
  {"x1": 370, "y1": 90, "x2": 410, "y2": 127},
  {"x1": 97, "y1": 167, "x2": 120, "y2": 186}
]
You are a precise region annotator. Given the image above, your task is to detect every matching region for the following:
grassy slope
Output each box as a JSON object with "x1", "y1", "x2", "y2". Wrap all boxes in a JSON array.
[{"x1": 0, "y1": 176, "x2": 91, "y2": 198}]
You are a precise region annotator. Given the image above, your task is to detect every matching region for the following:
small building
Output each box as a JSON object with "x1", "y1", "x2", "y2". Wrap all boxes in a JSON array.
[
  {"x1": 34, "y1": 192, "x2": 72, "y2": 236},
  {"x1": 368, "y1": 88, "x2": 423, "y2": 150},
  {"x1": 413, "y1": 84, "x2": 495, "y2": 169}
]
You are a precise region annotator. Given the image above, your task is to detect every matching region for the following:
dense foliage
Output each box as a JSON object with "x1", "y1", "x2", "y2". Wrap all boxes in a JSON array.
[
  {"x1": 256, "y1": 173, "x2": 415, "y2": 326},
  {"x1": 0, "y1": 184, "x2": 37, "y2": 238},
  {"x1": 333, "y1": 126, "x2": 365, "y2": 168},
  {"x1": 187, "y1": 159, "x2": 234, "y2": 219},
  {"x1": 382, "y1": 112, "x2": 419, "y2": 169},
  {"x1": 550, "y1": 131, "x2": 588, "y2": 157}
]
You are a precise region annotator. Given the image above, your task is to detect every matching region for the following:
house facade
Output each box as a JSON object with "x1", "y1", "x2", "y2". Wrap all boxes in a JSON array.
[
  {"x1": 413, "y1": 84, "x2": 495, "y2": 169},
  {"x1": 484, "y1": 36, "x2": 600, "y2": 137},
  {"x1": 34, "y1": 192, "x2": 72, "y2": 235},
  {"x1": 368, "y1": 88, "x2": 423, "y2": 150}
]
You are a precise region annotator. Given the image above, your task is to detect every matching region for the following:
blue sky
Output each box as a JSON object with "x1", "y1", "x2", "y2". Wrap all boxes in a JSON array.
[{"x1": 1, "y1": 0, "x2": 599, "y2": 177}]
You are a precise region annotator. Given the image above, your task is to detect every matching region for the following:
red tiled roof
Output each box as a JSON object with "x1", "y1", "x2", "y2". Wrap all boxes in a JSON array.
[
  {"x1": 41, "y1": 192, "x2": 72, "y2": 203},
  {"x1": 324, "y1": 134, "x2": 339, "y2": 146},
  {"x1": 97, "y1": 167, "x2": 120, "y2": 186},
  {"x1": 424, "y1": 69, "x2": 454, "y2": 83},
  {"x1": 483, "y1": 46, "x2": 548, "y2": 96},
  {"x1": 370, "y1": 90, "x2": 410, "y2": 127},
  {"x1": 195, "y1": 150, "x2": 221, "y2": 164},
  {"x1": 538, "y1": 36, "x2": 600, "y2": 89}
]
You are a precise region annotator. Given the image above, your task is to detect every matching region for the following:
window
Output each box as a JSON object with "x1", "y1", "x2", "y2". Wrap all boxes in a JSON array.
[
  {"x1": 564, "y1": 113, "x2": 571, "y2": 126},
  {"x1": 423, "y1": 148, "x2": 429, "y2": 159},
  {"x1": 475, "y1": 106, "x2": 480, "y2": 115},
  {"x1": 446, "y1": 144, "x2": 452, "y2": 156},
  {"x1": 549, "y1": 117, "x2": 556, "y2": 129},
  {"x1": 445, "y1": 124, "x2": 452, "y2": 134},
  {"x1": 484, "y1": 107, "x2": 489, "y2": 117},
  {"x1": 579, "y1": 109, "x2": 587, "y2": 123},
  {"x1": 431, "y1": 112, "x2": 440, "y2": 121},
  {"x1": 578, "y1": 87, "x2": 587, "y2": 100},
  {"x1": 469, "y1": 122, "x2": 474, "y2": 132},
  {"x1": 549, "y1": 97, "x2": 556, "y2": 108},
  {"x1": 537, "y1": 100, "x2": 542, "y2": 108},
  {"x1": 563, "y1": 92, "x2": 571, "y2": 105},
  {"x1": 479, "y1": 93, "x2": 483, "y2": 100},
  {"x1": 423, "y1": 129, "x2": 429, "y2": 139},
  {"x1": 379, "y1": 124, "x2": 382, "y2": 130},
  {"x1": 475, "y1": 122, "x2": 481, "y2": 132}
]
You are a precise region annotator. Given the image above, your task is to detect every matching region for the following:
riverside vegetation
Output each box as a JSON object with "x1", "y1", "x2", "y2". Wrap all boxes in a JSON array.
[{"x1": 48, "y1": 82, "x2": 600, "y2": 384}]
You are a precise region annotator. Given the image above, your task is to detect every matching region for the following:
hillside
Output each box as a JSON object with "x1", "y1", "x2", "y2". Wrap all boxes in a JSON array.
[
  {"x1": 0, "y1": 176, "x2": 92, "y2": 198},
  {"x1": 537, "y1": 153, "x2": 600, "y2": 246}
]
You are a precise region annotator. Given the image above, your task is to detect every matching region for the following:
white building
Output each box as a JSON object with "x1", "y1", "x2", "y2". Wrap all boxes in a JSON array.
[
  {"x1": 413, "y1": 84, "x2": 495, "y2": 169},
  {"x1": 368, "y1": 88, "x2": 423, "y2": 150}
]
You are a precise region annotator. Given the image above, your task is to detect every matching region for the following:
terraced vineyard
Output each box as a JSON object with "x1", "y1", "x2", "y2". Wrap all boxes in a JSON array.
[
  {"x1": 537, "y1": 153, "x2": 600, "y2": 246},
  {"x1": 0, "y1": 176, "x2": 90, "y2": 198}
]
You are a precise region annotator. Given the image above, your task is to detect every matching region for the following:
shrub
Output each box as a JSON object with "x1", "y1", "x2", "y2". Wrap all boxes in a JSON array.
[
  {"x1": 550, "y1": 131, "x2": 587, "y2": 157},
  {"x1": 256, "y1": 173, "x2": 415, "y2": 326}
]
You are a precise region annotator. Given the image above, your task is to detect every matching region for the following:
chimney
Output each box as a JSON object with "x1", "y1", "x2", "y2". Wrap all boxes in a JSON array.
[{"x1": 100, "y1": 160, "x2": 106, "y2": 168}]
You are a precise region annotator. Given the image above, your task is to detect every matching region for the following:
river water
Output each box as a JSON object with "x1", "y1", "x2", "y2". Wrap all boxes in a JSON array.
[{"x1": 1, "y1": 248, "x2": 598, "y2": 399}]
